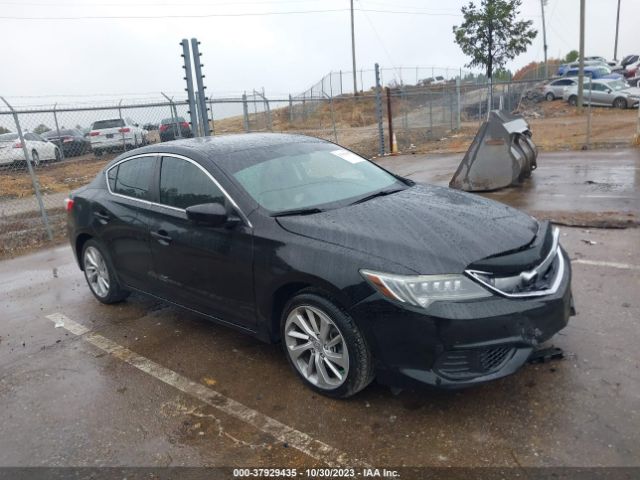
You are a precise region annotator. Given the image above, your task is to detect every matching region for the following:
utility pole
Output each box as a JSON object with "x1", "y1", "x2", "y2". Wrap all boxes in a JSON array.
[
  {"x1": 577, "y1": 0, "x2": 585, "y2": 110},
  {"x1": 350, "y1": 0, "x2": 358, "y2": 95},
  {"x1": 613, "y1": 0, "x2": 621, "y2": 61},
  {"x1": 540, "y1": 0, "x2": 548, "y2": 78}
]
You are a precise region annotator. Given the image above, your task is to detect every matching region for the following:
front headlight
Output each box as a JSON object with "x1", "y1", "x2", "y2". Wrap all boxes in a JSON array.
[{"x1": 360, "y1": 269, "x2": 492, "y2": 308}]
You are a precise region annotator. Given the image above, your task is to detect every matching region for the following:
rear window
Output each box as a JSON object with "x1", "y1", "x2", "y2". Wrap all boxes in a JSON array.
[
  {"x1": 93, "y1": 119, "x2": 125, "y2": 130},
  {"x1": 107, "y1": 156, "x2": 155, "y2": 200},
  {"x1": 161, "y1": 117, "x2": 185, "y2": 124},
  {"x1": 43, "y1": 129, "x2": 74, "y2": 138}
]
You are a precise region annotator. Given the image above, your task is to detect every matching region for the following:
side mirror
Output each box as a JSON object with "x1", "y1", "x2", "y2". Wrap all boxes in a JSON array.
[{"x1": 186, "y1": 203, "x2": 240, "y2": 228}]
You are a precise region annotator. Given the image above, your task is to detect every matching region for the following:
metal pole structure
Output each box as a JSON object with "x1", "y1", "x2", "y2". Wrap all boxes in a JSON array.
[
  {"x1": 181, "y1": 39, "x2": 200, "y2": 136},
  {"x1": 374, "y1": 63, "x2": 384, "y2": 156},
  {"x1": 613, "y1": 0, "x2": 621, "y2": 61},
  {"x1": 350, "y1": 0, "x2": 358, "y2": 95},
  {"x1": 52, "y1": 103, "x2": 64, "y2": 160},
  {"x1": 209, "y1": 98, "x2": 215, "y2": 136},
  {"x1": 577, "y1": 0, "x2": 585, "y2": 110},
  {"x1": 386, "y1": 87, "x2": 393, "y2": 154},
  {"x1": 242, "y1": 92, "x2": 250, "y2": 132},
  {"x1": 456, "y1": 77, "x2": 461, "y2": 129},
  {"x1": 118, "y1": 99, "x2": 126, "y2": 152},
  {"x1": 191, "y1": 38, "x2": 210, "y2": 136},
  {"x1": 339, "y1": 70, "x2": 343, "y2": 95},
  {"x1": 262, "y1": 88, "x2": 272, "y2": 132},
  {"x1": 288, "y1": 94, "x2": 294, "y2": 123},
  {"x1": 0, "y1": 96, "x2": 52, "y2": 241},
  {"x1": 161, "y1": 92, "x2": 181, "y2": 139},
  {"x1": 540, "y1": 0, "x2": 548, "y2": 79},
  {"x1": 327, "y1": 94, "x2": 338, "y2": 143},
  {"x1": 586, "y1": 74, "x2": 592, "y2": 149}
]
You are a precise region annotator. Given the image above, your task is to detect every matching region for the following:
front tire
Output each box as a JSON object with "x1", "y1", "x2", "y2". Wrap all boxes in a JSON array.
[
  {"x1": 545, "y1": 92, "x2": 555, "y2": 101},
  {"x1": 281, "y1": 291, "x2": 374, "y2": 398},
  {"x1": 82, "y1": 239, "x2": 129, "y2": 304},
  {"x1": 613, "y1": 97, "x2": 627, "y2": 109},
  {"x1": 54, "y1": 147, "x2": 61, "y2": 162}
]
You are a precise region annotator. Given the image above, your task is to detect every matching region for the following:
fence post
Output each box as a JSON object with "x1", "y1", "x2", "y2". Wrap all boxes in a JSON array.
[
  {"x1": 328, "y1": 95, "x2": 338, "y2": 144},
  {"x1": 456, "y1": 77, "x2": 461, "y2": 130},
  {"x1": 118, "y1": 99, "x2": 126, "y2": 151},
  {"x1": 386, "y1": 87, "x2": 394, "y2": 154},
  {"x1": 181, "y1": 38, "x2": 200, "y2": 137},
  {"x1": 263, "y1": 88, "x2": 273, "y2": 132},
  {"x1": 242, "y1": 92, "x2": 250, "y2": 132},
  {"x1": 191, "y1": 38, "x2": 211, "y2": 136},
  {"x1": 52, "y1": 103, "x2": 65, "y2": 160},
  {"x1": 288, "y1": 94, "x2": 293, "y2": 123},
  {"x1": 374, "y1": 63, "x2": 385, "y2": 156},
  {"x1": 209, "y1": 98, "x2": 215, "y2": 135},
  {"x1": 161, "y1": 92, "x2": 181, "y2": 139},
  {"x1": 339, "y1": 70, "x2": 343, "y2": 95},
  {"x1": 0, "y1": 97, "x2": 52, "y2": 241}
]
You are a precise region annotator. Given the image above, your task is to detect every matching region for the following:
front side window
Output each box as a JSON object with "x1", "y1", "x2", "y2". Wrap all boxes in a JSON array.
[
  {"x1": 108, "y1": 156, "x2": 155, "y2": 200},
  {"x1": 159, "y1": 156, "x2": 224, "y2": 209},
  {"x1": 224, "y1": 142, "x2": 403, "y2": 213}
]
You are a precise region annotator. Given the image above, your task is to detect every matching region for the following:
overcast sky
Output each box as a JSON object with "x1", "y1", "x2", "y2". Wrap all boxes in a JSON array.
[{"x1": 0, "y1": 0, "x2": 637, "y2": 105}]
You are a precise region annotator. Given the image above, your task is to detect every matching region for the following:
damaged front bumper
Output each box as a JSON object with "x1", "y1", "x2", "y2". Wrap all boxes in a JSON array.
[{"x1": 349, "y1": 249, "x2": 574, "y2": 390}]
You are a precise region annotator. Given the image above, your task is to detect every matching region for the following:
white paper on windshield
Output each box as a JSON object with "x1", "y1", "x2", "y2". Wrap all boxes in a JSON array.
[{"x1": 331, "y1": 149, "x2": 365, "y2": 164}]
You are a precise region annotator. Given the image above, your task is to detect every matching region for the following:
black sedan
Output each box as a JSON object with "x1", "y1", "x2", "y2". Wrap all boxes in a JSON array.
[
  {"x1": 159, "y1": 117, "x2": 193, "y2": 142},
  {"x1": 66, "y1": 134, "x2": 574, "y2": 398},
  {"x1": 43, "y1": 129, "x2": 91, "y2": 157}
]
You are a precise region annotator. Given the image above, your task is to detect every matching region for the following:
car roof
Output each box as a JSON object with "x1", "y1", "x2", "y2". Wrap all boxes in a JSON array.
[{"x1": 108, "y1": 133, "x2": 328, "y2": 168}]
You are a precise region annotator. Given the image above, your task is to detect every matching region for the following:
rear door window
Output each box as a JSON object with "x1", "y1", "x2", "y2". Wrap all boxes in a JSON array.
[
  {"x1": 159, "y1": 156, "x2": 224, "y2": 209},
  {"x1": 93, "y1": 119, "x2": 125, "y2": 130},
  {"x1": 108, "y1": 156, "x2": 155, "y2": 200}
]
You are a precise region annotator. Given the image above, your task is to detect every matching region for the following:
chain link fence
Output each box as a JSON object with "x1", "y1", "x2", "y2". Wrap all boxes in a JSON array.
[{"x1": 0, "y1": 69, "x2": 555, "y2": 258}]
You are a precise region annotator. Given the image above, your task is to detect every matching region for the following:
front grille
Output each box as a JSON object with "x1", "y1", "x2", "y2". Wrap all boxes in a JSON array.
[{"x1": 436, "y1": 346, "x2": 515, "y2": 379}]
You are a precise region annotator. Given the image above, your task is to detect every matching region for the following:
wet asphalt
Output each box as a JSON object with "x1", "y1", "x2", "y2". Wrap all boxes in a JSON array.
[
  {"x1": 377, "y1": 148, "x2": 640, "y2": 220},
  {"x1": 0, "y1": 151, "x2": 639, "y2": 468}
]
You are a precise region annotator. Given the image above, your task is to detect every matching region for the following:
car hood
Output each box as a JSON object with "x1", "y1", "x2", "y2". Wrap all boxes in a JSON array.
[
  {"x1": 276, "y1": 184, "x2": 538, "y2": 274},
  {"x1": 622, "y1": 87, "x2": 640, "y2": 96}
]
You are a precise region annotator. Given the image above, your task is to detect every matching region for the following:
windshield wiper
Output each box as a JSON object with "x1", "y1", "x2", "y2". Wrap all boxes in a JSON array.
[
  {"x1": 272, "y1": 207, "x2": 324, "y2": 217},
  {"x1": 349, "y1": 188, "x2": 405, "y2": 206}
]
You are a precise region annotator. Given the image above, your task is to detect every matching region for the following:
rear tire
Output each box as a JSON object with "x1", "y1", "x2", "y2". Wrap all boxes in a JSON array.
[
  {"x1": 94, "y1": 149, "x2": 103, "y2": 157},
  {"x1": 568, "y1": 95, "x2": 577, "y2": 106},
  {"x1": 613, "y1": 97, "x2": 627, "y2": 109},
  {"x1": 281, "y1": 291, "x2": 374, "y2": 398},
  {"x1": 81, "y1": 239, "x2": 129, "y2": 304},
  {"x1": 30, "y1": 150, "x2": 40, "y2": 167}
]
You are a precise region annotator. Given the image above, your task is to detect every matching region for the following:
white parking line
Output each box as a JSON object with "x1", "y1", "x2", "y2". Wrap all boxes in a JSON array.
[
  {"x1": 573, "y1": 259, "x2": 640, "y2": 271},
  {"x1": 45, "y1": 313, "x2": 369, "y2": 468}
]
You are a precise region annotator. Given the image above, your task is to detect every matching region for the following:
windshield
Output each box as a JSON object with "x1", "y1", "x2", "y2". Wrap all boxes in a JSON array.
[
  {"x1": 225, "y1": 142, "x2": 404, "y2": 213},
  {"x1": 92, "y1": 119, "x2": 124, "y2": 129},
  {"x1": 607, "y1": 80, "x2": 628, "y2": 91},
  {"x1": 0, "y1": 133, "x2": 18, "y2": 142}
]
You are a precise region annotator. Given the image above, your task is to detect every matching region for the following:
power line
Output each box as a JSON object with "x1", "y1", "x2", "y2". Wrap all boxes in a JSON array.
[{"x1": 0, "y1": 8, "x2": 465, "y2": 20}]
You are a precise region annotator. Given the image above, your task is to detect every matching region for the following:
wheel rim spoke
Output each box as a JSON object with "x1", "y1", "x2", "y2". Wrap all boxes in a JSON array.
[{"x1": 284, "y1": 305, "x2": 350, "y2": 390}]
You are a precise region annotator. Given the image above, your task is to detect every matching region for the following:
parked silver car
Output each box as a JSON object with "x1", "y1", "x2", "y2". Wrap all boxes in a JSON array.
[
  {"x1": 563, "y1": 79, "x2": 640, "y2": 109},
  {"x1": 543, "y1": 78, "x2": 578, "y2": 101}
]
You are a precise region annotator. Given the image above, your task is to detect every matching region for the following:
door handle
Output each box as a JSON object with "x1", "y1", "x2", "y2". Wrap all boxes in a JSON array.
[
  {"x1": 151, "y1": 229, "x2": 172, "y2": 245},
  {"x1": 94, "y1": 210, "x2": 110, "y2": 223}
]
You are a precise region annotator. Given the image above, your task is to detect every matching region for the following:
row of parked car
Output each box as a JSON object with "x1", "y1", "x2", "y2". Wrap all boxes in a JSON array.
[
  {"x1": 538, "y1": 54, "x2": 640, "y2": 109},
  {"x1": 0, "y1": 115, "x2": 197, "y2": 167}
]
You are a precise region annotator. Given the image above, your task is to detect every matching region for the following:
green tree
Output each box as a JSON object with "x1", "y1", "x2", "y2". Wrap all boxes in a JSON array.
[
  {"x1": 453, "y1": 0, "x2": 537, "y2": 84},
  {"x1": 33, "y1": 124, "x2": 51, "y2": 135},
  {"x1": 0, "y1": 126, "x2": 9, "y2": 135},
  {"x1": 565, "y1": 50, "x2": 579, "y2": 62}
]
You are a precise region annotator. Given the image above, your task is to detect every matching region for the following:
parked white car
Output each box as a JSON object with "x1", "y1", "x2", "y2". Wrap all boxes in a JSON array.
[
  {"x1": 563, "y1": 79, "x2": 640, "y2": 109},
  {"x1": 0, "y1": 132, "x2": 61, "y2": 166},
  {"x1": 89, "y1": 118, "x2": 147, "y2": 156},
  {"x1": 543, "y1": 78, "x2": 578, "y2": 101}
]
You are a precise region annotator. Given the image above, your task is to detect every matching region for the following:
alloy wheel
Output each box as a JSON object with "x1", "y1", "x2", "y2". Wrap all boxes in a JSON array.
[
  {"x1": 84, "y1": 246, "x2": 110, "y2": 298},
  {"x1": 284, "y1": 305, "x2": 349, "y2": 390}
]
